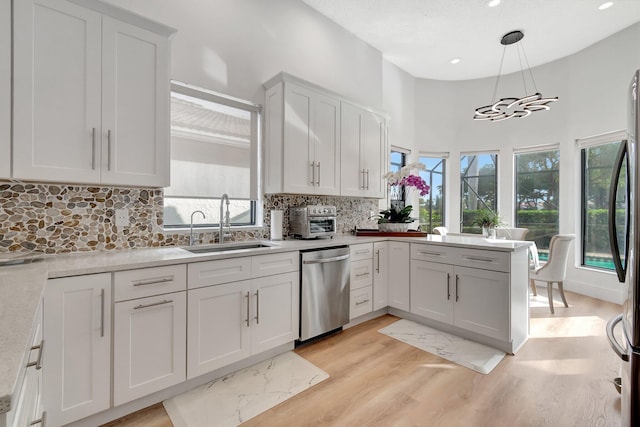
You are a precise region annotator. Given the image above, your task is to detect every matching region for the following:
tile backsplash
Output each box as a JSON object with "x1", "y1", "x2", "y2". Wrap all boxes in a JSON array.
[{"x1": 0, "y1": 181, "x2": 380, "y2": 254}]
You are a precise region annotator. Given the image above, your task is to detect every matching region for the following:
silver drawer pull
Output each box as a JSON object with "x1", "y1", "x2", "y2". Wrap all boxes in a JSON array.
[
  {"x1": 30, "y1": 411, "x2": 46, "y2": 426},
  {"x1": 355, "y1": 299, "x2": 370, "y2": 306},
  {"x1": 133, "y1": 299, "x2": 173, "y2": 310},
  {"x1": 355, "y1": 249, "x2": 370, "y2": 255},
  {"x1": 245, "y1": 291, "x2": 250, "y2": 327},
  {"x1": 355, "y1": 272, "x2": 370, "y2": 277},
  {"x1": 26, "y1": 339, "x2": 44, "y2": 370},
  {"x1": 463, "y1": 256, "x2": 496, "y2": 263},
  {"x1": 132, "y1": 276, "x2": 174, "y2": 286},
  {"x1": 418, "y1": 250, "x2": 442, "y2": 256}
]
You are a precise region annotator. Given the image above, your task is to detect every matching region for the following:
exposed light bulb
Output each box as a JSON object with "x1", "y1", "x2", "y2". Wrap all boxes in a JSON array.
[
  {"x1": 488, "y1": 0, "x2": 501, "y2": 7},
  {"x1": 450, "y1": 58, "x2": 461, "y2": 64},
  {"x1": 599, "y1": 2, "x2": 613, "y2": 10}
]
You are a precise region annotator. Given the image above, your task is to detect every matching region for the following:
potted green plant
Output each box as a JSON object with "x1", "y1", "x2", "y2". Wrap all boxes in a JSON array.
[
  {"x1": 472, "y1": 209, "x2": 502, "y2": 238},
  {"x1": 376, "y1": 205, "x2": 413, "y2": 232}
]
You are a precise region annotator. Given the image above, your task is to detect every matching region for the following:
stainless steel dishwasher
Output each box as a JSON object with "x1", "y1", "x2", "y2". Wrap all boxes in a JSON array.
[{"x1": 299, "y1": 246, "x2": 350, "y2": 342}]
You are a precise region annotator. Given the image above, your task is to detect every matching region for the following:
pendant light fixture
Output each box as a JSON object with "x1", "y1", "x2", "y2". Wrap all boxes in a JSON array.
[{"x1": 473, "y1": 30, "x2": 558, "y2": 122}]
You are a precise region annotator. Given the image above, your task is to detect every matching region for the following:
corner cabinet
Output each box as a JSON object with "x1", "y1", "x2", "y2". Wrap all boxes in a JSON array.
[
  {"x1": 340, "y1": 102, "x2": 386, "y2": 198},
  {"x1": 264, "y1": 77, "x2": 341, "y2": 196},
  {"x1": 0, "y1": 0, "x2": 10, "y2": 178},
  {"x1": 43, "y1": 273, "x2": 111, "y2": 427},
  {"x1": 13, "y1": 0, "x2": 175, "y2": 187}
]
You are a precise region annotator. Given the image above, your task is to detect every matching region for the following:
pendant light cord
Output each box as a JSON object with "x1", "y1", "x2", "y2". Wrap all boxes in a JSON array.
[
  {"x1": 520, "y1": 39, "x2": 538, "y2": 94},
  {"x1": 491, "y1": 45, "x2": 507, "y2": 103}
]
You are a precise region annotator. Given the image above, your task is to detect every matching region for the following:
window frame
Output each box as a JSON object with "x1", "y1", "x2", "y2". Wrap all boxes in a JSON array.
[
  {"x1": 418, "y1": 153, "x2": 447, "y2": 232},
  {"x1": 460, "y1": 151, "x2": 498, "y2": 233}
]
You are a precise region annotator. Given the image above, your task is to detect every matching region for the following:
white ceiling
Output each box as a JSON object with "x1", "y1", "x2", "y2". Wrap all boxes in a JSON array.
[{"x1": 301, "y1": 0, "x2": 640, "y2": 81}]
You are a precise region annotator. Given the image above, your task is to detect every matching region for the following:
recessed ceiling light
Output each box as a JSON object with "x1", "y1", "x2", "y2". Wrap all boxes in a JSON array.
[
  {"x1": 451, "y1": 58, "x2": 461, "y2": 64},
  {"x1": 488, "y1": 0, "x2": 501, "y2": 7},
  {"x1": 599, "y1": 2, "x2": 613, "y2": 10}
]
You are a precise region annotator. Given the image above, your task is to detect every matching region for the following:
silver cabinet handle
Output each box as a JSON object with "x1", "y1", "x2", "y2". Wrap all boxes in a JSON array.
[
  {"x1": 366, "y1": 169, "x2": 370, "y2": 190},
  {"x1": 455, "y1": 275, "x2": 459, "y2": 302},
  {"x1": 132, "y1": 276, "x2": 174, "y2": 287},
  {"x1": 447, "y1": 273, "x2": 451, "y2": 301},
  {"x1": 133, "y1": 299, "x2": 173, "y2": 310},
  {"x1": 100, "y1": 288, "x2": 105, "y2": 337},
  {"x1": 463, "y1": 256, "x2": 496, "y2": 263},
  {"x1": 26, "y1": 340, "x2": 44, "y2": 370},
  {"x1": 91, "y1": 128, "x2": 96, "y2": 170},
  {"x1": 254, "y1": 290, "x2": 260, "y2": 324},
  {"x1": 245, "y1": 291, "x2": 250, "y2": 327},
  {"x1": 316, "y1": 162, "x2": 321, "y2": 185},
  {"x1": 418, "y1": 250, "x2": 442, "y2": 256},
  {"x1": 376, "y1": 249, "x2": 380, "y2": 273},
  {"x1": 355, "y1": 272, "x2": 370, "y2": 277},
  {"x1": 310, "y1": 161, "x2": 315, "y2": 185},
  {"x1": 355, "y1": 299, "x2": 370, "y2": 306},
  {"x1": 361, "y1": 169, "x2": 366, "y2": 189},
  {"x1": 30, "y1": 411, "x2": 46, "y2": 426},
  {"x1": 355, "y1": 249, "x2": 370, "y2": 255},
  {"x1": 107, "y1": 129, "x2": 112, "y2": 171},
  {"x1": 303, "y1": 254, "x2": 350, "y2": 264}
]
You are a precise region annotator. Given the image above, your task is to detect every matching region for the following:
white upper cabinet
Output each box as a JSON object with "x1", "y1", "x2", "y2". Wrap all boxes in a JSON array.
[
  {"x1": 340, "y1": 101, "x2": 386, "y2": 198},
  {"x1": 13, "y1": 0, "x2": 174, "y2": 187},
  {"x1": 264, "y1": 77, "x2": 341, "y2": 195},
  {"x1": 0, "y1": 0, "x2": 10, "y2": 178}
]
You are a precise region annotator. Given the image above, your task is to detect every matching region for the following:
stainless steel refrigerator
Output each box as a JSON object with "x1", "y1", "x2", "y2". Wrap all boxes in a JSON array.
[{"x1": 607, "y1": 69, "x2": 639, "y2": 426}]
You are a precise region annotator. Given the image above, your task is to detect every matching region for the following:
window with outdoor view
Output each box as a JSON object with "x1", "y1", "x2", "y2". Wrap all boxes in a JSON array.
[
  {"x1": 164, "y1": 81, "x2": 259, "y2": 228},
  {"x1": 418, "y1": 155, "x2": 446, "y2": 233},
  {"x1": 581, "y1": 140, "x2": 624, "y2": 270},
  {"x1": 389, "y1": 150, "x2": 407, "y2": 209},
  {"x1": 514, "y1": 149, "x2": 559, "y2": 258},
  {"x1": 460, "y1": 153, "x2": 498, "y2": 233}
]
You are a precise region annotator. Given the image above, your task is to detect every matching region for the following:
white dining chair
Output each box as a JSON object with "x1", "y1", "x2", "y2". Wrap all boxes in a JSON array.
[
  {"x1": 433, "y1": 226, "x2": 448, "y2": 236},
  {"x1": 529, "y1": 234, "x2": 575, "y2": 314},
  {"x1": 496, "y1": 227, "x2": 529, "y2": 240}
]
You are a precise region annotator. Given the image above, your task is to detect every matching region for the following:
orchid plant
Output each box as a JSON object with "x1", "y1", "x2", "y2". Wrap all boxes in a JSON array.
[{"x1": 384, "y1": 162, "x2": 431, "y2": 197}]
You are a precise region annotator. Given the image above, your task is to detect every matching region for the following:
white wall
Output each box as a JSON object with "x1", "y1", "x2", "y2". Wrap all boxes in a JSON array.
[
  {"x1": 103, "y1": 0, "x2": 384, "y2": 109},
  {"x1": 415, "y1": 23, "x2": 640, "y2": 303}
]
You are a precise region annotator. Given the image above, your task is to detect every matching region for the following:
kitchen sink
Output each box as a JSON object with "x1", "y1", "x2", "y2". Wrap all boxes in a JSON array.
[{"x1": 185, "y1": 243, "x2": 272, "y2": 254}]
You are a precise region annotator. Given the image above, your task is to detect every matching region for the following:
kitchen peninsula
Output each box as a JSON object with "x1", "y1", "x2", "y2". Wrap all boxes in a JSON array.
[{"x1": 0, "y1": 234, "x2": 530, "y2": 427}]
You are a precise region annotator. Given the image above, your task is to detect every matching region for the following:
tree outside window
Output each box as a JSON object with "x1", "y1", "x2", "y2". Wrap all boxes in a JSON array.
[
  {"x1": 460, "y1": 154, "x2": 497, "y2": 233},
  {"x1": 418, "y1": 156, "x2": 445, "y2": 233},
  {"x1": 514, "y1": 149, "x2": 559, "y2": 256}
]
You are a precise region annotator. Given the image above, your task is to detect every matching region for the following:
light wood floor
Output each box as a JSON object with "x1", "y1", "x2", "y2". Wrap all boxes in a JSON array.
[{"x1": 103, "y1": 288, "x2": 623, "y2": 427}]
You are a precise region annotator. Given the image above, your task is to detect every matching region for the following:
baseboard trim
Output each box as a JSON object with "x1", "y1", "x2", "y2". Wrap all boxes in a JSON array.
[{"x1": 550, "y1": 280, "x2": 623, "y2": 305}]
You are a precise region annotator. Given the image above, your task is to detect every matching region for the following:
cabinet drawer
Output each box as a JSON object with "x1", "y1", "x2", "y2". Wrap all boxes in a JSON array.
[
  {"x1": 188, "y1": 257, "x2": 252, "y2": 289},
  {"x1": 252, "y1": 251, "x2": 298, "y2": 278},
  {"x1": 350, "y1": 259, "x2": 373, "y2": 290},
  {"x1": 411, "y1": 243, "x2": 455, "y2": 263},
  {"x1": 350, "y1": 286, "x2": 373, "y2": 319},
  {"x1": 350, "y1": 243, "x2": 373, "y2": 261},
  {"x1": 114, "y1": 265, "x2": 186, "y2": 302},
  {"x1": 453, "y1": 248, "x2": 510, "y2": 273}
]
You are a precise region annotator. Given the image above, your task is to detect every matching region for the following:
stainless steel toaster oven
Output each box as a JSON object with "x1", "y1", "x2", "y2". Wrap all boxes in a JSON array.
[{"x1": 289, "y1": 205, "x2": 337, "y2": 239}]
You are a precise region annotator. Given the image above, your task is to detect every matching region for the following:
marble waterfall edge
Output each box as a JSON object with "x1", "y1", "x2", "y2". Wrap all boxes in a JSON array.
[
  {"x1": 163, "y1": 352, "x2": 329, "y2": 427},
  {"x1": 378, "y1": 319, "x2": 506, "y2": 374}
]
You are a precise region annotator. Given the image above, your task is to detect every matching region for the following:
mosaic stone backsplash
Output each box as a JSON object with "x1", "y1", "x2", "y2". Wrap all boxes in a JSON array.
[{"x1": 0, "y1": 180, "x2": 380, "y2": 254}]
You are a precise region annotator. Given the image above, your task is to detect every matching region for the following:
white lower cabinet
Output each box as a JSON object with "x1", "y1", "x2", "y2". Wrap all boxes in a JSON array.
[
  {"x1": 350, "y1": 286, "x2": 373, "y2": 319},
  {"x1": 113, "y1": 291, "x2": 187, "y2": 406},
  {"x1": 387, "y1": 242, "x2": 410, "y2": 311},
  {"x1": 187, "y1": 253, "x2": 299, "y2": 379},
  {"x1": 43, "y1": 273, "x2": 111, "y2": 427},
  {"x1": 410, "y1": 260, "x2": 454, "y2": 323},
  {"x1": 372, "y1": 241, "x2": 388, "y2": 310},
  {"x1": 349, "y1": 243, "x2": 373, "y2": 319}
]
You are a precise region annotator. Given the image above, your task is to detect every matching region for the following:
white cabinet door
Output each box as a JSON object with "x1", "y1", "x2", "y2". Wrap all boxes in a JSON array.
[
  {"x1": 410, "y1": 260, "x2": 454, "y2": 324},
  {"x1": 114, "y1": 291, "x2": 186, "y2": 406},
  {"x1": 0, "y1": 0, "x2": 10, "y2": 178},
  {"x1": 373, "y1": 241, "x2": 388, "y2": 311},
  {"x1": 43, "y1": 273, "x2": 111, "y2": 427},
  {"x1": 283, "y1": 83, "x2": 315, "y2": 194},
  {"x1": 453, "y1": 266, "x2": 510, "y2": 341},
  {"x1": 350, "y1": 285, "x2": 373, "y2": 319},
  {"x1": 187, "y1": 281, "x2": 252, "y2": 379},
  {"x1": 251, "y1": 271, "x2": 299, "y2": 355},
  {"x1": 339, "y1": 102, "x2": 363, "y2": 197},
  {"x1": 361, "y1": 112, "x2": 385, "y2": 198},
  {"x1": 13, "y1": 0, "x2": 102, "y2": 183},
  {"x1": 313, "y1": 93, "x2": 341, "y2": 195},
  {"x1": 387, "y1": 242, "x2": 410, "y2": 311},
  {"x1": 350, "y1": 259, "x2": 373, "y2": 290},
  {"x1": 101, "y1": 16, "x2": 170, "y2": 187}
]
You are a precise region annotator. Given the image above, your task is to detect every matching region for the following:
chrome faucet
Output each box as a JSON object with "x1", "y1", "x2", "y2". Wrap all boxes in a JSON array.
[
  {"x1": 189, "y1": 210, "x2": 206, "y2": 246},
  {"x1": 219, "y1": 194, "x2": 230, "y2": 244}
]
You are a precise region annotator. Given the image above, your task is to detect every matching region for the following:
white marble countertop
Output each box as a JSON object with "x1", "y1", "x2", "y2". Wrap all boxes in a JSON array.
[{"x1": 0, "y1": 232, "x2": 530, "y2": 413}]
